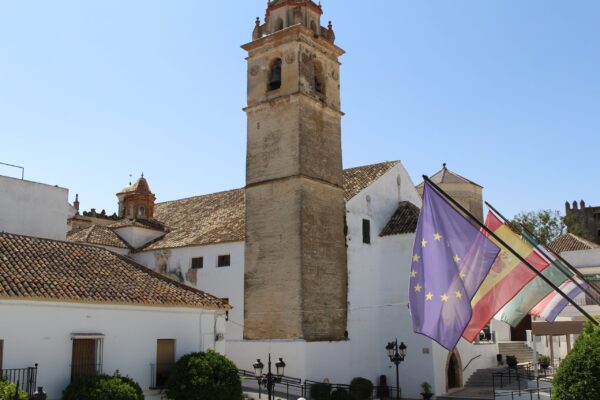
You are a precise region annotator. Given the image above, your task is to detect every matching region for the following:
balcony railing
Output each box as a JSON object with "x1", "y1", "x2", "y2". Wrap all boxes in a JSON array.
[
  {"x1": 150, "y1": 363, "x2": 174, "y2": 389},
  {"x1": 0, "y1": 365, "x2": 38, "y2": 398}
]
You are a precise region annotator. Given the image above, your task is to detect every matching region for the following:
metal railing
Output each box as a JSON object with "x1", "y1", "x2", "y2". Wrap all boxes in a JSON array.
[
  {"x1": 239, "y1": 369, "x2": 402, "y2": 399},
  {"x1": 0, "y1": 364, "x2": 38, "y2": 398},
  {"x1": 150, "y1": 363, "x2": 175, "y2": 389},
  {"x1": 492, "y1": 364, "x2": 556, "y2": 400}
]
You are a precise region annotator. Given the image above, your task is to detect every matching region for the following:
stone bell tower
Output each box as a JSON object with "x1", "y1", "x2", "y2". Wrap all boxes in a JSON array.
[{"x1": 243, "y1": 0, "x2": 347, "y2": 341}]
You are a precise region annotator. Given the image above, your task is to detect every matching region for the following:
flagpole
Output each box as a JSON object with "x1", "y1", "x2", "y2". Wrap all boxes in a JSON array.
[
  {"x1": 485, "y1": 200, "x2": 600, "y2": 302},
  {"x1": 423, "y1": 176, "x2": 600, "y2": 327}
]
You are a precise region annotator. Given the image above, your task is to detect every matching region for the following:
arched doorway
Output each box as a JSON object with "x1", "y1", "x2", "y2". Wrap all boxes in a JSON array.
[{"x1": 446, "y1": 350, "x2": 463, "y2": 391}]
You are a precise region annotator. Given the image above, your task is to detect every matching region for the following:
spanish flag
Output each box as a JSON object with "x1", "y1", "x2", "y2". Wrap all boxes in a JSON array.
[{"x1": 462, "y1": 211, "x2": 550, "y2": 342}]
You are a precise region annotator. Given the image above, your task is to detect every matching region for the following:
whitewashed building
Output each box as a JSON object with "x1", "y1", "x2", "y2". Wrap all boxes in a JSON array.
[
  {"x1": 0, "y1": 232, "x2": 229, "y2": 400},
  {"x1": 0, "y1": 174, "x2": 73, "y2": 240}
]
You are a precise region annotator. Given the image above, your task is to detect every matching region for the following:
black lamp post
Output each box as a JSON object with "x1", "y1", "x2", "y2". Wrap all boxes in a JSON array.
[
  {"x1": 386, "y1": 339, "x2": 407, "y2": 399},
  {"x1": 252, "y1": 354, "x2": 286, "y2": 400}
]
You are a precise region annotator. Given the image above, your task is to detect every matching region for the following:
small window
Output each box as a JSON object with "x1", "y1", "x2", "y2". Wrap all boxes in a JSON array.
[
  {"x1": 191, "y1": 257, "x2": 203, "y2": 269},
  {"x1": 268, "y1": 59, "x2": 282, "y2": 91},
  {"x1": 217, "y1": 255, "x2": 231, "y2": 268},
  {"x1": 362, "y1": 219, "x2": 371, "y2": 244},
  {"x1": 275, "y1": 17, "x2": 284, "y2": 31},
  {"x1": 138, "y1": 206, "x2": 145, "y2": 217}
]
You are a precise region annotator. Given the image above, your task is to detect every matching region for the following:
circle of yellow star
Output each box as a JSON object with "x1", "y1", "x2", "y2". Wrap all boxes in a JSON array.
[
  {"x1": 425, "y1": 292, "x2": 433, "y2": 301},
  {"x1": 412, "y1": 254, "x2": 421, "y2": 262},
  {"x1": 440, "y1": 294, "x2": 449, "y2": 302},
  {"x1": 433, "y1": 233, "x2": 442, "y2": 241},
  {"x1": 421, "y1": 239, "x2": 428, "y2": 248},
  {"x1": 455, "y1": 290, "x2": 463, "y2": 299},
  {"x1": 453, "y1": 255, "x2": 461, "y2": 264},
  {"x1": 410, "y1": 270, "x2": 418, "y2": 278},
  {"x1": 414, "y1": 284, "x2": 423, "y2": 293}
]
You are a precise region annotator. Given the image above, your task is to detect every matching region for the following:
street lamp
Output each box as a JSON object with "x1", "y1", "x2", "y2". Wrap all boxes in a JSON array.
[
  {"x1": 252, "y1": 354, "x2": 286, "y2": 400},
  {"x1": 386, "y1": 339, "x2": 407, "y2": 399}
]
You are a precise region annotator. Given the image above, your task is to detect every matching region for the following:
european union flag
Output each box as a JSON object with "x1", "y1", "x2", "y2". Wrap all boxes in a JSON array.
[{"x1": 409, "y1": 183, "x2": 500, "y2": 350}]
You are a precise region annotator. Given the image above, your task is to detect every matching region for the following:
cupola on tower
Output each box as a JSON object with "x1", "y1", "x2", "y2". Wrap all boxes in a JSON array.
[
  {"x1": 117, "y1": 175, "x2": 156, "y2": 220},
  {"x1": 243, "y1": 0, "x2": 347, "y2": 341}
]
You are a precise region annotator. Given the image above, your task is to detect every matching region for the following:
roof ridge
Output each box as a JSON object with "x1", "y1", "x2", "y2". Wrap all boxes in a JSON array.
[
  {"x1": 343, "y1": 160, "x2": 400, "y2": 172},
  {"x1": 156, "y1": 187, "x2": 244, "y2": 206},
  {"x1": 568, "y1": 233, "x2": 599, "y2": 248}
]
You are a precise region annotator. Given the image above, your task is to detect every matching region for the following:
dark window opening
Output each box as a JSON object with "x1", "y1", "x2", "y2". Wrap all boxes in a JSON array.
[
  {"x1": 313, "y1": 61, "x2": 325, "y2": 95},
  {"x1": 218, "y1": 255, "x2": 231, "y2": 268},
  {"x1": 362, "y1": 219, "x2": 371, "y2": 244},
  {"x1": 138, "y1": 206, "x2": 145, "y2": 217},
  {"x1": 155, "y1": 339, "x2": 175, "y2": 389},
  {"x1": 268, "y1": 59, "x2": 282, "y2": 91},
  {"x1": 191, "y1": 257, "x2": 203, "y2": 269},
  {"x1": 275, "y1": 18, "x2": 284, "y2": 31}
]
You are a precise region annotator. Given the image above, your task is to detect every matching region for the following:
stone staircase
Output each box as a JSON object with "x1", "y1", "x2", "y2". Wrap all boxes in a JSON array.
[{"x1": 498, "y1": 341, "x2": 534, "y2": 364}]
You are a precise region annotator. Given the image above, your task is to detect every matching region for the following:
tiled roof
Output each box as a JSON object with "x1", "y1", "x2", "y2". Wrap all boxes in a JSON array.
[
  {"x1": 343, "y1": 161, "x2": 399, "y2": 201},
  {"x1": 417, "y1": 164, "x2": 482, "y2": 189},
  {"x1": 68, "y1": 225, "x2": 129, "y2": 249},
  {"x1": 0, "y1": 233, "x2": 229, "y2": 310},
  {"x1": 148, "y1": 189, "x2": 246, "y2": 250},
  {"x1": 109, "y1": 218, "x2": 168, "y2": 232},
  {"x1": 380, "y1": 201, "x2": 420, "y2": 236},
  {"x1": 144, "y1": 162, "x2": 400, "y2": 250},
  {"x1": 548, "y1": 233, "x2": 600, "y2": 253}
]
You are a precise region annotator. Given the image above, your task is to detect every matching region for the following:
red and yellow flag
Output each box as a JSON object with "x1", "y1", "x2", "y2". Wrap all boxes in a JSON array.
[{"x1": 462, "y1": 212, "x2": 550, "y2": 342}]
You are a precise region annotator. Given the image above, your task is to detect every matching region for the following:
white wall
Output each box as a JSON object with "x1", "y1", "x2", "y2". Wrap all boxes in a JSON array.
[
  {"x1": 133, "y1": 242, "x2": 245, "y2": 340},
  {"x1": 0, "y1": 175, "x2": 69, "y2": 240},
  {"x1": 113, "y1": 227, "x2": 165, "y2": 250},
  {"x1": 0, "y1": 300, "x2": 224, "y2": 400}
]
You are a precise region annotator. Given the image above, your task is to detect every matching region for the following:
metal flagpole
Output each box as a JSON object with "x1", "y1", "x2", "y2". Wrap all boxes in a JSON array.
[
  {"x1": 423, "y1": 176, "x2": 600, "y2": 327},
  {"x1": 485, "y1": 200, "x2": 600, "y2": 303}
]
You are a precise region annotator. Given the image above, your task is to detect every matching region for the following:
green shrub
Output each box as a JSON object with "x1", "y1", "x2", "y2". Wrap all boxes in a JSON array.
[
  {"x1": 164, "y1": 350, "x2": 242, "y2": 400},
  {"x1": 349, "y1": 377, "x2": 373, "y2": 400},
  {"x1": 0, "y1": 380, "x2": 27, "y2": 400},
  {"x1": 62, "y1": 373, "x2": 143, "y2": 400},
  {"x1": 331, "y1": 388, "x2": 354, "y2": 400},
  {"x1": 309, "y1": 382, "x2": 331, "y2": 400},
  {"x1": 552, "y1": 320, "x2": 600, "y2": 400}
]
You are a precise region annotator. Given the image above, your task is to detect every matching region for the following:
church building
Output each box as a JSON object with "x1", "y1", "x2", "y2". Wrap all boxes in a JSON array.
[{"x1": 69, "y1": 1, "x2": 501, "y2": 397}]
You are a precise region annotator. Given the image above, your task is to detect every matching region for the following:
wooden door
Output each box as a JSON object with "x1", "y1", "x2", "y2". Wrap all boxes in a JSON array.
[
  {"x1": 71, "y1": 339, "x2": 96, "y2": 380},
  {"x1": 156, "y1": 339, "x2": 175, "y2": 387}
]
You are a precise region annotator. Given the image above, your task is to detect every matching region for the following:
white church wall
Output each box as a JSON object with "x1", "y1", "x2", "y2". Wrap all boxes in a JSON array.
[
  {"x1": 0, "y1": 175, "x2": 69, "y2": 240},
  {"x1": 134, "y1": 242, "x2": 245, "y2": 340},
  {"x1": 0, "y1": 299, "x2": 222, "y2": 400}
]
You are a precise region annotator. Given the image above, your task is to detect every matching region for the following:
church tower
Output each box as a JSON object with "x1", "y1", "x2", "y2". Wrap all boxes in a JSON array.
[{"x1": 243, "y1": 0, "x2": 347, "y2": 341}]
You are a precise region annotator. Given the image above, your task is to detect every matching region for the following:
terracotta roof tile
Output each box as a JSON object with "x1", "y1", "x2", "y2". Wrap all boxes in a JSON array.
[
  {"x1": 548, "y1": 233, "x2": 600, "y2": 253},
  {"x1": 343, "y1": 161, "x2": 399, "y2": 201},
  {"x1": 0, "y1": 233, "x2": 229, "y2": 310},
  {"x1": 109, "y1": 218, "x2": 168, "y2": 232},
  {"x1": 417, "y1": 165, "x2": 482, "y2": 189},
  {"x1": 380, "y1": 201, "x2": 420, "y2": 236},
  {"x1": 68, "y1": 225, "x2": 129, "y2": 249}
]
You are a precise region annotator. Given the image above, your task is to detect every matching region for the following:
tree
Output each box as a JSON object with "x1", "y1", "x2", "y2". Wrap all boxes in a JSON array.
[
  {"x1": 511, "y1": 209, "x2": 565, "y2": 245},
  {"x1": 552, "y1": 319, "x2": 600, "y2": 400},
  {"x1": 164, "y1": 351, "x2": 242, "y2": 400}
]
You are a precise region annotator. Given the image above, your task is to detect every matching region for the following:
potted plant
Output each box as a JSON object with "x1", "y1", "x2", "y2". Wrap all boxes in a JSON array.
[
  {"x1": 506, "y1": 355, "x2": 518, "y2": 369},
  {"x1": 496, "y1": 354, "x2": 504, "y2": 366},
  {"x1": 538, "y1": 355, "x2": 550, "y2": 371},
  {"x1": 420, "y1": 382, "x2": 433, "y2": 400}
]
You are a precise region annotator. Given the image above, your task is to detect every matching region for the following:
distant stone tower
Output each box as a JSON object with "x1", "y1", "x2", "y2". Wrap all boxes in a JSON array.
[
  {"x1": 417, "y1": 164, "x2": 484, "y2": 221},
  {"x1": 565, "y1": 200, "x2": 600, "y2": 244},
  {"x1": 243, "y1": 0, "x2": 347, "y2": 341}
]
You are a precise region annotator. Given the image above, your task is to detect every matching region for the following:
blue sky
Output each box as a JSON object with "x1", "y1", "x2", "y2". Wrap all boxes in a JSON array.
[{"x1": 1, "y1": 1, "x2": 598, "y2": 218}]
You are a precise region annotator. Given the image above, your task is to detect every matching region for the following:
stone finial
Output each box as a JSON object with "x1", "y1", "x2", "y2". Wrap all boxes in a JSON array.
[
  {"x1": 573, "y1": 201, "x2": 578, "y2": 210},
  {"x1": 443, "y1": 162, "x2": 447, "y2": 170},
  {"x1": 566, "y1": 201, "x2": 571, "y2": 210},
  {"x1": 74, "y1": 194, "x2": 80, "y2": 212},
  {"x1": 580, "y1": 200, "x2": 586, "y2": 209},
  {"x1": 255, "y1": 16, "x2": 260, "y2": 28},
  {"x1": 328, "y1": 20, "x2": 333, "y2": 30}
]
